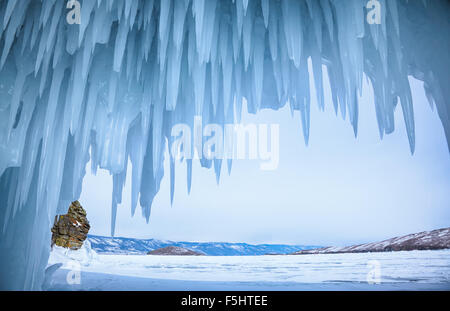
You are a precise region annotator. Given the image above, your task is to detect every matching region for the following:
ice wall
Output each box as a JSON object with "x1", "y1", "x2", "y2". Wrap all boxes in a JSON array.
[{"x1": 0, "y1": 0, "x2": 448, "y2": 290}]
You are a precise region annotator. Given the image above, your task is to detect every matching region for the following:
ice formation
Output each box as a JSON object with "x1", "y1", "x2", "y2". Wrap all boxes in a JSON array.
[{"x1": 0, "y1": 0, "x2": 448, "y2": 290}]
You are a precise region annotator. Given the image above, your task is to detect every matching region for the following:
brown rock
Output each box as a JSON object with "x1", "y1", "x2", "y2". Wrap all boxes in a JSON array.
[
  {"x1": 51, "y1": 201, "x2": 90, "y2": 250},
  {"x1": 147, "y1": 246, "x2": 204, "y2": 256}
]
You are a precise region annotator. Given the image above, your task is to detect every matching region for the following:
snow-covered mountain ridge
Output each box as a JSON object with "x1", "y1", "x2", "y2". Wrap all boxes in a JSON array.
[
  {"x1": 88, "y1": 235, "x2": 320, "y2": 256},
  {"x1": 293, "y1": 228, "x2": 450, "y2": 255}
]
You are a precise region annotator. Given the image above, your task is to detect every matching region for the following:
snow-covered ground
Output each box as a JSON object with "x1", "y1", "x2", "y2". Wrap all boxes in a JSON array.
[{"x1": 45, "y1": 245, "x2": 450, "y2": 291}]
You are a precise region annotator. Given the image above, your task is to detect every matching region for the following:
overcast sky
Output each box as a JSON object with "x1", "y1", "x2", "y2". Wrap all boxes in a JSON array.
[{"x1": 80, "y1": 74, "x2": 450, "y2": 247}]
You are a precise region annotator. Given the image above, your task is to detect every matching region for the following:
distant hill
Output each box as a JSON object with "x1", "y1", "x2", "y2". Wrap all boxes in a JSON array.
[
  {"x1": 147, "y1": 246, "x2": 204, "y2": 256},
  {"x1": 292, "y1": 228, "x2": 450, "y2": 255},
  {"x1": 87, "y1": 235, "x2": 320, "y2": 256}
]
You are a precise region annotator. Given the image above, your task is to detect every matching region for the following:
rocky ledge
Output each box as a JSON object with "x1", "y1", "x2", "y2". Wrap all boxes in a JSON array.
[
  {"x1": 51, "y1": 201, "x2": 90, "y2": 250},
  {"x1": 293, "y1": 227, "x2": 450, "y2": 255},
  {"x1": 147, "y1": 246, "x2": 204, "y2": 256}
]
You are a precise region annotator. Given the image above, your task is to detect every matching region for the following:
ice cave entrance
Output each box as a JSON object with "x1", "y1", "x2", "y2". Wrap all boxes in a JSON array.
[{"x1": 79, "y1": 76, "x2": 448, "y2": 243}]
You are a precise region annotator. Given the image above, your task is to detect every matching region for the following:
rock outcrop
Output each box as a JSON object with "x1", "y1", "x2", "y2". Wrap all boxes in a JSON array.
[
  {"x1": 147, "y1": 246, "x2": 204, "y2": 256},
  {"x1": 51, "y1": 201, "x2": 90, "y2": 250},
  {"x1": 292, "y1": 227, "x2": 450, "y2": 255}
]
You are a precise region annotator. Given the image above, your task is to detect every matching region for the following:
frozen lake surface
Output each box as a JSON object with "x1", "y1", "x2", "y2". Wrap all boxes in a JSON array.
[{"x1": 47, "y1": 249, "x2": 450, "y2": 291}]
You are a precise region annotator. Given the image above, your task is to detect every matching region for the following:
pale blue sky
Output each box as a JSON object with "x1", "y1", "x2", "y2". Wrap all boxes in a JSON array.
[{"x1": 80, "y1": 74, "x2": 450, "y2": 246}]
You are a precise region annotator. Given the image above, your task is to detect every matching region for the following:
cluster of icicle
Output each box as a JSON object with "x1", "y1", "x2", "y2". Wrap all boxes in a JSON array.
[{"x1": 0, "y1": 0, "x2": 449, "y2": 290}]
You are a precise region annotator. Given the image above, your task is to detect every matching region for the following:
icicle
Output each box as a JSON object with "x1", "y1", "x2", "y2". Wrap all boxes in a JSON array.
[
  {"x1": 253, "y1": 17, "x2": 265, "y2": 109},
  {"x1": 186, "y1": 159, "x2": 192, "y2": 194},
  {"x1": 170, "y1": 157, "x2": 175, "y2": 205},
  {"x1": 3, "y1": 0, "x2": 18, "y2": 29},
  {"x1": 261, "y1": 0, "x2": 269, "y2": 28}
]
